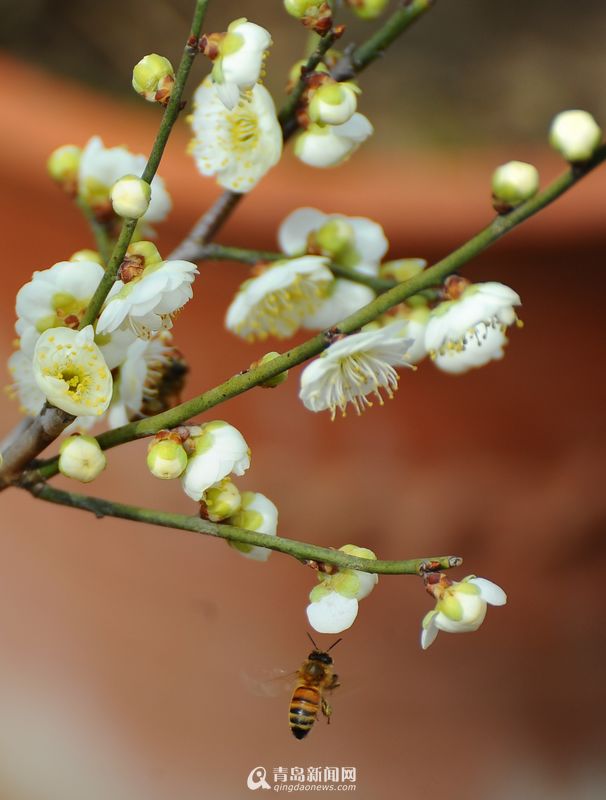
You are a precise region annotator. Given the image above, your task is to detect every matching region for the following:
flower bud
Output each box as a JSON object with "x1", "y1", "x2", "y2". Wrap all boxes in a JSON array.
[
  {"x1": 110, "y1": 176, "x2": 151, "y2": 219},
  {"x1": 47, "y1": 145, "x2": 81, "y2": 192},
  {"x1": 284, "y1": 0, "x2": 323, "y2": 17},
  {"x1": 228, "y1": 491, "x2": 278, "y2": 561},
  {"x1": 346, "y1": 0, "x2": 389, "y2": 20},
  {"x1": 491, "y1": 160, "x2": 539, "y2": 209},
  {"x1": 202, "y1": 478, "x2": 242, "y2": 521},
  {"x1": 253, "y1": 352, "x2": 289, "y2": 388},
  {"x1": 132, "y1": 53, "x2": 175, "y2": 105},
  {"x1": 380, "y1": 258, "x2": 427, "y2": 283},
  {"x1": 70, "y1": 249, "x2": 104, "y2": 265},
  {"x1": 147, "y1": 437, "x2": 188, "y2": 480},
  {"x1": 313, "y1": 218, "x2": 356, "y2": 260},
  {"x1": 59, "y1": 435, "x2": 106, "y2": 483},
  {"x1": 549, "y1": 110, "x2": 602, "y2": 162},
  {"x1": 284, "y1": 0, "x2": 332, "y2": 33},
  {"x1": 309, "y1": 81, "x2": 359, "y2": 126}
]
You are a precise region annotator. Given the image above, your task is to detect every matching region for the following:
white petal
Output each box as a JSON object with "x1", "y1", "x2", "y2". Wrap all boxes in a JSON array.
[
  {"x1": 469, "y1": 577, "x2": 507, "y2": 606},
  {"x1": 306, "y1": 593, "x2": 359, "y2": 634},
  {"x1": 421, "y1": 619, "x2": 439, "y2": 650},
  {"x1": 215, "y1": 81, "x2": 241, "y2": 110},
  {"x1": 277, "y1": 207, "x2": 328, "y2": 255},
  {"x1": 301, "y1": 280, "x2": 375, "y2": 330}
]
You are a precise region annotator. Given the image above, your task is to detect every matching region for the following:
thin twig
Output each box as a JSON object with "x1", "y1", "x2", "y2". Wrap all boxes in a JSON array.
[
  {"x1": 74, "y1": 197, "x2": 113, "y2": 264},
  {"x1": 27, "y1": 483, "x2": 461, "y2": 576},
  {"x1": 194, "y1": 243, "x2": 397, "y2": 292}
]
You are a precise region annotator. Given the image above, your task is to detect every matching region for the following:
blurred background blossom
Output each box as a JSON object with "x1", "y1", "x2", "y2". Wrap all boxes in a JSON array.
[{"x1": 0, "y1": 1, "x2": 605, "y2": 798}]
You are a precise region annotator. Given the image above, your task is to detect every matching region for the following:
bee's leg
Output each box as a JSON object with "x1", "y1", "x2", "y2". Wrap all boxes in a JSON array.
[
  {"x1": 321, "y1": 697, "x2": 333, "y2": 724},
  {"x1": 328, "y1": 674, "x2": 340, "y2": 690}
]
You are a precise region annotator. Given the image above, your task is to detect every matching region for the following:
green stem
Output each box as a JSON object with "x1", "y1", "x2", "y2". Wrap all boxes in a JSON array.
[
  {"x1": 30, "y1": 145, "x2": 606, "y2": 482},
  {"x1": 74, "y1": 197, "x2": 113, "y2": 264},
  {"x1": 278, "y1": 26, "x2": 343, "y2": 133},
  {"x1": 28, "y1": 484, "x2": 461, "y2": 576},
  {"x1": 196, "y1": 243, "x2": 396, "y2": 292},
  {"x1": 333, "y1": 0, "x2": 434, "y2": 80},
  {"x1": 79, "y1": 0, "x2": 210, "y2": 330}
]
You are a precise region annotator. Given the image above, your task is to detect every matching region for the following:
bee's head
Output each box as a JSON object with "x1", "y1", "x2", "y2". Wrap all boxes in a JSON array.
[{"x1": 308, "y1": 650, "x2": 333, "y2": 665}]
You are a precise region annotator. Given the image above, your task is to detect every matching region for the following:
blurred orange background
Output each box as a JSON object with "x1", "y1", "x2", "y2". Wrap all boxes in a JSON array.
[{"x1": 1, "y1": 3, "x2": 605, "y2": 799}]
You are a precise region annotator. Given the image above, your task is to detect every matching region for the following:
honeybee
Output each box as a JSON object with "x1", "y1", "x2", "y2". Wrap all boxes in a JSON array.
[{"x1": 289, "y1": 634, "x2": 341, "y2": 740}]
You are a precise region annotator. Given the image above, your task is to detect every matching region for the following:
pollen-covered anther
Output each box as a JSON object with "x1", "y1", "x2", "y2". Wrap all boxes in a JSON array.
[
  {"x1": 226, "y1": 256, "x2": 333, "y2": 340},
  {"x1": 299, "y1": 322, "x2": 414, "y2": 418}
]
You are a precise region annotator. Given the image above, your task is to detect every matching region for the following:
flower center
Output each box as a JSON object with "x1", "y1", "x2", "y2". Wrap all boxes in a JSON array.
[
  {"x1": 237, "y1": 273, "x2": 329, "y2": 340},
  {"x1": 229, "y1": 110, "x2": 260, "y2": 155},
  {"x1": 314, "y1": 352, "x2": 400, "y2": 420}
]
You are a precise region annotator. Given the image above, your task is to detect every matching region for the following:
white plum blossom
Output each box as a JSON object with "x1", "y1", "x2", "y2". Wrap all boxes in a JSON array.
[
  {"x1": 32, "y1": 326, "x2": 112, "y2": 417},
  {"x1": 425, "y1": 281, "x2": 521, "y2": 364},
  {"x1": 108, "y1": 332, "x2": 178, "y2": 427},
  {"x1": 294, "y1": 113, "x2": 373, "y2": 168},
  {"x1": 228, "y1": 491, "x2": 278, "y2": 561},
  {"x1": 306, "y1": 544, "x2": 378, "y2": 634},
  {"x1": 8, "y1": 347, "x2": 98, "y2": 432},
  {"x1": 278, "y1": 207, "x2": 388, "y2": 273},
  {"x1": 421, "y1": 574, "x2": 507, "y2": 650},
  {"x1": 278, "y1": 208, "x2": 388, "y2": 328},
  {"x1": 189, "y1": 78, "x2": 282, "y2": 193},
  {"x1": 182, "y1": 421, "x2": 251, "y2": 502},
  {"x1": 299, "y1": 322, "x2": 414, "y2": 419},
  {"x1": 433, "y1": 323, "x2": 508, "y2": 374},
  {"x1": 58, "y1": 435, "x2": 106, "y2": 483},
  {"x1": 14, "y1": 258, "x2": 132, "y2": 381},
  {"x1": 225, "y1": 256, "x2": 332, "y2": 340},
  {"x1": 208, "y1": 19, "x2": 272, "y2": 110},
  {"x1": 96, "y1": 259, "x2": 198, "y2": 338},
  {"x1": 16, "y1": 260, "x2": 104, "y2": 337},
  {"x1": 78, "y1": 136, "x2": 171, "y2": 227}
]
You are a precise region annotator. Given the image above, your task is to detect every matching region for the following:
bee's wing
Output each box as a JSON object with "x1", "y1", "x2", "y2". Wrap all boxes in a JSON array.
[{"x1": 240, "y1": 666, "x2": 298, "y2": 698}]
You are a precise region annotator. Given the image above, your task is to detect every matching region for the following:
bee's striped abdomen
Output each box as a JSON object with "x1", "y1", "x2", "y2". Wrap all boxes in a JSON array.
[{"x1": 289, "y1": 685, "x2": 320, "y2": 739}]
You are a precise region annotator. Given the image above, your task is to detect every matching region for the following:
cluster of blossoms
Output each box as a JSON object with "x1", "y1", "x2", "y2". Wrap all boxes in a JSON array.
[
  {"x1": 304, "y1": 546, "x2": 507, "y2": 650},
  {"x1": 9, "y1": 240, "x2": 196, "y2": 447},
  {"x1": 223, "y1": 205, "x2": 523, "y2": 419},
  {"x1": 187, "y1": 12, "x2": 374, "y2": 194},
  {"x1": 146, "y1": 422, "x2": 278, "y2": 562}
]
